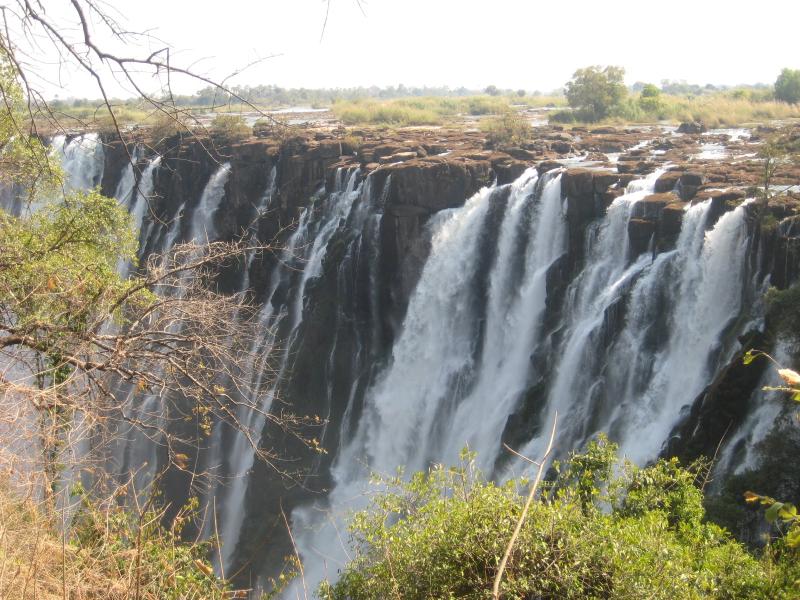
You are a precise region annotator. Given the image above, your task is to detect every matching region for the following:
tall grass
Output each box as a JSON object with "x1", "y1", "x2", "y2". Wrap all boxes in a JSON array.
[{"x1": 331, "y1": 95, "x2": 535, "y2": 126}]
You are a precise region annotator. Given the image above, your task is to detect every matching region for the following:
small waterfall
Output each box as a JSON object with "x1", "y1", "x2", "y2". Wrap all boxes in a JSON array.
[
  {"x1": 112, "y1": 147, "x2": 140, "y2": 208},
  {"x1": 442, "y1": 170, "x2": 565, "y2": 469},
  {"x1": 514, "y1": 169, "x2": 666, "y2": 461},
  {"x1": 241, "y1": 165, "x2": 278, "y2": 291},
  {"x1": 217, "y1": 168, "x2": 364, "y2": 572},
  {"x1": 113, "y1": 162, "x2": 231, "y2": 495},
  {"x1": 189, "y1": 163, "x2": 231, "y2": 243},
  {"x1": 130, "y1": 155, "x2": 162, "y2": 243},
  {"x1": 51, "y1": 133, "x2": 105, "y2": 193},
  {"x1": 713, "y1": 340, "x2": 791, "y2": 480}
]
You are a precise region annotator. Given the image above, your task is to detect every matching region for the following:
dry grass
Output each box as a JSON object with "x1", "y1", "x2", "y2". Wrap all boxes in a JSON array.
[
  {"x1": 331, "y1": 95, "x2": 526, "y2": 126},
  {"x1": 0, "y1": 483, "x2": 232, "y2": 600}
]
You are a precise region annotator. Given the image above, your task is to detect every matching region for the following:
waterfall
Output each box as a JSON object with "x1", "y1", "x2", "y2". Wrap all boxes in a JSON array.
[
  {"x1": 113, "y1": 162, "x2": 231, "y2": 495},
  {"x1": 241, "y1": 165, "x2": 278, "y2": 291},
  {"x1": 289, "y1": 167, "x2": 761, "y2": 596},
  {"x1": 217, "y1": 168, "x2": 365, "y2": 572},
  {"x1": 51, "y1": 133, "x2": 105, "y2": 193},
  {"x1": 290, "y1": 172, "x2": 559, "y2": 592},
  {"x1": 35, "y1": 130, "x2": 779, "y2": 598},
  {"x1": 713, "y1": 340, "x2": 790, "y2": 480}
]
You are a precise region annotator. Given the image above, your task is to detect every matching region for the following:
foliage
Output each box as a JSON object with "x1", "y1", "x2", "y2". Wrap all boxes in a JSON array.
[
  {"x1": 549, "y1": 90, "x2": 800, "y2": 127},
  {"x1": 775, "y1": 68, "x2": 800, "y2": 104},
  {"x1": 321, "y1": 439, "x2": 797, "y2": 599},
  {"x1": 638, "y1": 83, "x2": 665, "y2": 114},
  {"x1": 481, "y1": 111, "x2": 532, "y2": 148},
  {"x1": 210, "y1": 113, "x2": 251, "y2": 141},
  {"x1": 0, "y1": 189, "x2": 146, "y2": 332},
  {"x1": 0, "y1": 60, "x2": 58, "y2": 196},
  {"x1": 565, "y1": 65, "x2": 628, "y2": 122},
  {"x1": 0, "y1": 482, "x2": 231, "y2": 599},
  {"x1": 765, "y1": 284, "x2": 800, "y2": 336}
]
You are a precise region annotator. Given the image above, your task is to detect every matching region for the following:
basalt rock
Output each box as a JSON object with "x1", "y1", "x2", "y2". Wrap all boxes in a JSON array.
[
  {"x1": 677, "y1": 121, "x2": 707, "y2": 134},
  {"x1": 654, "y1": 170, "x2": 683, "y2": 194}
]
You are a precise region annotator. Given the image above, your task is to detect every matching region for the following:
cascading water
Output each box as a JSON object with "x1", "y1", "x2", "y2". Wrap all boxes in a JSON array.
[
  {"x1": 51, "y1": 133, "x2": 105, "y2": 193},
  {"x1": 290, "y1": 166, "x2": 763, "y2": 596},
  {"x1": 112, "y1": 162, "x2": 231, "y2": 494},
  {"x1": 39, "y1": 129, "x2": 787, "y2": 598},
  {"x1": 217, "y1": 168, "x2": 365, "y2": 572}
]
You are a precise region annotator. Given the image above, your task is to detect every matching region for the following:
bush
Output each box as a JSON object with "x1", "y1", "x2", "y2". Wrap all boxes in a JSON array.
[
  {"x1": 210, "y1": 113, "x2": 251, "y2": 141},
  {"x1": 321, "y1": 439, "x2": 797, "y2": 599},
  {"x1": 481, "y1": 111, "x2": 532, "y2": 147}
]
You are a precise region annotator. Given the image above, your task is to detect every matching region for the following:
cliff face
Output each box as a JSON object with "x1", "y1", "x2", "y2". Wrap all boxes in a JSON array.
[{"x1": 98, "y1": 124, "x2": 800, "y2": 589}]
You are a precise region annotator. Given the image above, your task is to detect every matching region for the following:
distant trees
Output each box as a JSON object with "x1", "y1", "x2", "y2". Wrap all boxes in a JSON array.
[
  {"x1": 564, "y1": 65, "x2": 627, "y2": 122},
  {"x1": 484, "y1": 85, "x2": 501, "y2": 96},
  {"x1": 775, "y1": 68, "x2": 800, "y2": 104}
]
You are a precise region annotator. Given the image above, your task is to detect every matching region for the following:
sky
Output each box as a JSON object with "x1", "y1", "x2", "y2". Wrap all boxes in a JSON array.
[{"x1": 18, "y1": 0, "x2": 800, "y2": 100}]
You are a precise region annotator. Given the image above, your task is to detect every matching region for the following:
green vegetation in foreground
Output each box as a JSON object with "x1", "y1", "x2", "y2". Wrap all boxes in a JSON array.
[{"x1": 320, "y1": 438, "x2": 799, "y2": 599}]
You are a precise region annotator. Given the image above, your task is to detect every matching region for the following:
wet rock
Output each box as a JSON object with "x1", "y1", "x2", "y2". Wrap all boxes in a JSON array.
[
  {"x1": 378, "y1": 151, "x2": 418, "y2": 164},
  {"x1": 654, "y1": 170, "x2": 683, "y2": 193},
  {"x1": 661, "y1": 201, "x2": 687, "y2": 241},
  {"x1": 633, "y1": 192, "x2": 678, "y2": 220},
  {"x1": 492, "y1": 157, "x2": 529, "y2": 185},
  {"x1": 675, "y1": 171, "x2": 703, "y2": 201},
  {"x1": 628, "y1": 217, "x2": 656, "y2": 255},
  {"x1": 537, "y1": 160, "x2": 563, "y2": 176},
  {"x1": 550, "y1": 140, "x2": 573, "y2": 154},
  {"x1": 677, "y1": 121, "x2": 707, "y2": 134}
]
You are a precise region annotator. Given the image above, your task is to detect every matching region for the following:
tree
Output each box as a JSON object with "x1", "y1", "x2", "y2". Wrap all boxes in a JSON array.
[
  {"x1": 775, "y1": 68, "x2": 800, "y2": 104},
  {"x1": 0, "y1": 0, "x2": 311, "y2": 519},
  {"x1": 638, "y1": 82, "x2": 664, "y2": 115},
  {"x1": 484, "y1": 84, "x2": 500, "y2": 96},
  {"x1": 564, "y1": 65, "x2": 627, "y2": 122}
]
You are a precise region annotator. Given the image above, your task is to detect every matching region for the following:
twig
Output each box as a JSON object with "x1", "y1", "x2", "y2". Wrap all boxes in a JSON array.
[
  {"x1": 280, "y1": 504, "x2": 307, "y2": 600},
  {"x1": 492, "y1": 412, "x2": 558, "y2": 600}
]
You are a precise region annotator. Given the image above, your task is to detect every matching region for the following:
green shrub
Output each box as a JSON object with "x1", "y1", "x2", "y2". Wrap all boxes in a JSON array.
[
  {"x1": 321, "y1": 439, "x2": 797, "y2": 599},
  {"x1": 481, "y1": 111, "x2": 532, "y2": 147},
  {"x1": 210, "y1": 113, "x2": 251, "y2": 141}
]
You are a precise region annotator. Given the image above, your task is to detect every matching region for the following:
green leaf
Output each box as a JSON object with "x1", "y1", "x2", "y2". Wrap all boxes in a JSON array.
[
  {"x1": 792, "y1": 391, "x2": 800, "y2": 403},
  {"x1": 778, "y1": 503, "x2": 797, "y2": 521},
  {"x1": 765, "y1": 502, "x2": 783, "y2": 524},
  {"x1": 742, "y1": 350, "x2": 757, "y2": 365},
  {"x1": 786, "y1": 524, "x2": 800, "y2": 548}
]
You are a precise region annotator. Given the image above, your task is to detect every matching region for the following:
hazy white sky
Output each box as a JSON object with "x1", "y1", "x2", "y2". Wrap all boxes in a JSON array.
[{"x1": 26, "y1": 0, "x2": 800, "y2": 99}]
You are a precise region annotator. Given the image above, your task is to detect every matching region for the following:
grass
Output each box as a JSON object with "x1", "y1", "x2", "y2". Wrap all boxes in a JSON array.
[{"x1": 330, "y1": 95, "x2": 561, "y2": 126}]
